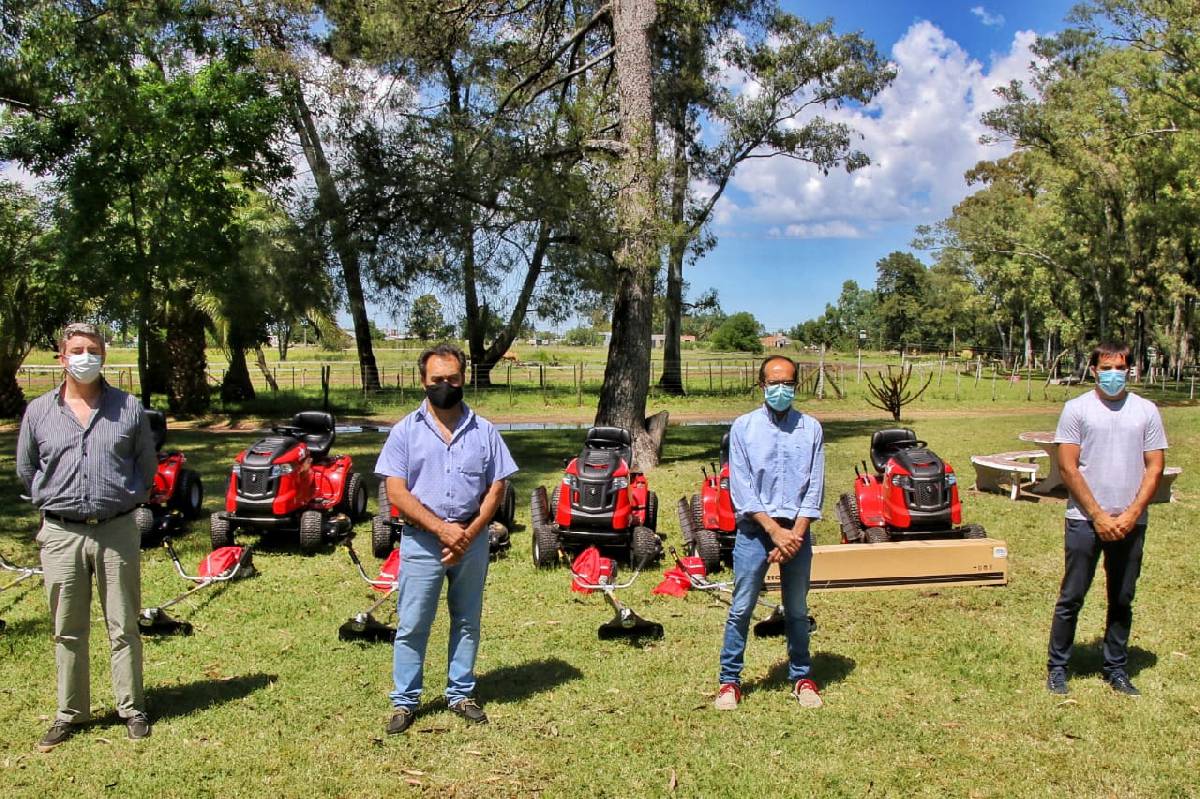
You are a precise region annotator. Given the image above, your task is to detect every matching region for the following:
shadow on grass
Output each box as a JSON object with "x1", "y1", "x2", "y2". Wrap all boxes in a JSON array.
[
  {"x1": 478, "y1": 657, "x2": 583, "y2": 705},
  {"x1": 0, "y1": 613, "x2": 50, "y2": 638},
  {"x1": 747, "y1": 651, "x2": 857, "y2": 694},
  {"x1": 147, "y1": 673, "x2": 276, "y2": 721},
  {"x1": 1070, "y1": 640, "x2": 1157, "y2": 678}
]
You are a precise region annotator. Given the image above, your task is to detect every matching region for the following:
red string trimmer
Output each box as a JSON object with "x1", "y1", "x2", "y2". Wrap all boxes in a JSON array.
[
  {"x1": 1, "y1": 550, "x2": 43, "y2": 633},
  {"x1": 338, "y1": 536, "x2": 400, "y2": 643},
  {"x1": 570, "y1": 546, "x2": 664, "y2": 641},
  {"x1": 656, "y1": 547, "x2": 816, "y2": 639},
  {"x1": 139, "y1": 538, "x2": 256, "y2": 636}
]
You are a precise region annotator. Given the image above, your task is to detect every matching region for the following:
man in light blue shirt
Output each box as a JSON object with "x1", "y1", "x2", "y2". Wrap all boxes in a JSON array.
[
  {"x1": 715, "y1": 355, "x2": 825, "y2": 710},
  {"x1": 375, "y1": 344, "x2": 518, "y2": 734}
]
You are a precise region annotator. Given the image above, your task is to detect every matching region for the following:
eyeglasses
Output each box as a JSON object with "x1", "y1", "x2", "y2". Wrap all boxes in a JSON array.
[{"x1": 764, "y1": 380, "x2": 798, "y2": 388}]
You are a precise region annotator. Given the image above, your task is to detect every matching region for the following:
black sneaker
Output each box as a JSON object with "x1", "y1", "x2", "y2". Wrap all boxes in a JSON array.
[
  {"x1": 448, "y1": 698, "x2": 488, "y2": 725},
  {"x1": 1046, "y1": 668, "x2": 1068, "y2": 695},
  {"x1": 1104, "y1": 670, "x2": 1141, "y2": 697},
  {"x1": 386, "y1": 707, "x2": 416, "y2": 735},
  {"x1": 126, "y1": 712, "x2": 152, "y2": 740},
  {"x1": 37, "y1": 720, "x2": 74, "y2": 752}
]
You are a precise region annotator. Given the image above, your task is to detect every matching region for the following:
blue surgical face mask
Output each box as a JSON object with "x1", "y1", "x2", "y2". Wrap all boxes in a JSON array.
[
  {"x1": 1096, "y1": 368, "x2": 1127, "y2": 397},
  {"x1": 764, "y1": 383, "x2": 795, "y2": 412}
]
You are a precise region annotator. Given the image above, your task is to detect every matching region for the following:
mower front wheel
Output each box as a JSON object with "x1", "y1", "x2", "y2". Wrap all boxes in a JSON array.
[
  {"x1": 134, "y1": 507, "x2": 156, "y2": 542},
  {"x1": 690, "y1": 526, "x2": 721, "y2": 574},
  {"x1": 210, "y1": 512, "x2": 235, "y2": 550},
  {"x1": 496, "y1": 483, "x2": 517, "y2": 528},
  {"x1": 690, "y1": 494, "x2": 703, "y2": 533},
  {"x1": 645, "y1": 491, "x2": 658, "y2": 531},
  {"x1": 371, "y1": 515, "x2": 395, "y2": 559},
  {"x1": 961, "y1": 523, "x2": 987, "y2": 539},
  {"x1": 836, "y1": 493, "x2": 866, "y2": 544},
  {"x1": 676, "y1": 497, "x2": 695, "y2": 545},
  {"x1": 531, "y1": 521, "x2": 559, "y2": 569},
  {"x1": 630, "y1": 525, "x2": 661, "y2": 569},
  {"x1": 865, "y1": 526, "x2": 891, "y2": 544},
  {"x1": 172, "y1": 469, "x2": 205, "y2": 519},
  {"x1": 377, "y1": 479, "x2": 392, "y2": 516},
  {"x1": 299, "y1": 510, "x2": 325, "y2": 553},
  {"x1": 342, "y1": 472, "x2": 368, "y2": 521},
  {"x1": 530, "y1": 485, "x2": 550, "y2": 525}
]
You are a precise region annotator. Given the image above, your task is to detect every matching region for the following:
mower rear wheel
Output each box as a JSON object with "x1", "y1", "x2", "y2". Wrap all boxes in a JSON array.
[
  {"x1": 341, "y1": 472, "x2": 368, "y2": 521},
  {"x1": 836, "y1": 493, "x2": 866, "y2": 543},
  {"x1": 299, "y1": 510, "x2": 325, "y2": 553},
  {"x1": 134, "y1": 507, "x2": 156, "y2": 541},
  {"x1": 496, "y1": 483, "x2": 517, "y2": 528},
  {"x1": 531, "y1": 521, "x2": 559, "y2": 569},
  {"x1": 371, "y1": 515, "x2": 394, "y2": 559},
  {"x1": 691, "y1": 494, "x2": 704, "y2": 532},
  {"x1": 865, "y1": 526, "x2": 891, "y2": 544},
  {"x1": 645, "y1": 491, "x2": 659, "y2": 531},
  {"x1": 209, "y1": 512, "x2": 235, "y2": 550},
  {"x1": 676, "y1": 497, "x2": 695, "y2": 545},
  {"x1": 690, "y1": 526, "x2": 721, "y2": 574},
  {"x1": 630, "y1": 525, "x2": 661, "y2": 569},
  {"x1": 530, "y1": 485, "x2": 550, "y2": 525},
  {"x1": 172, "y1": 469, "x2": 204, "y2": 519},
  {"x1": 377, "y1": 480, "x2": 392, "y2": 516},
  {"x1": 961, "y1": 523, "x2": 987, "y2": 539},
  {"x1": 550, "y1": 485, "x2": 562, "y2": 523}
]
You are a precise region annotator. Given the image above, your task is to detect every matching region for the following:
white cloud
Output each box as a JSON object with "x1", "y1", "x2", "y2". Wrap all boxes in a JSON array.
[
  {"x1": 715, "y1": 21, "x2": 1040, "y2": 239},
  {"x1": 971, "y1": 6, "x2": 1006, "y2": 27}
]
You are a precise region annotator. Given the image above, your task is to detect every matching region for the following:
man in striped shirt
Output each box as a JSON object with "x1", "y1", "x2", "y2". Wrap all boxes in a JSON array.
[{"x1": 16, "y1": 322, "x2": 157, "y2": 752}]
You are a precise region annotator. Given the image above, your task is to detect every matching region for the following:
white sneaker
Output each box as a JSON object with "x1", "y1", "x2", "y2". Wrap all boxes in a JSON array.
[
  {"x1": 713, "y1": 683, "x2": 741, "y2": 710},
  {"x1": 792, "y1": 678, "x2": 823, "y2": 708}
]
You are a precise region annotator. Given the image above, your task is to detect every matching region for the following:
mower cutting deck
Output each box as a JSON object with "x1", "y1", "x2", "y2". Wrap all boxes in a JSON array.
[{"x1": 138, "y1": 538, "x2": 256, "y2": 636}]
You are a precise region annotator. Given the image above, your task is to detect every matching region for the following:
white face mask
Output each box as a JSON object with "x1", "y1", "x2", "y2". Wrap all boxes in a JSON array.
[{"x1": 65, "y1": 352, "x2": 103, "y2": 384}]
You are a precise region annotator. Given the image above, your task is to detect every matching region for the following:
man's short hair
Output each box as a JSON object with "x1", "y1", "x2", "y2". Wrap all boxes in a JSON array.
[
  {"x1": 58, "y1": 322, "x2": 105, "y2": 353},
  {"x1": 757, "y1": 354, "x2": 798, "y2": 384},
  {"x1": 418, "y1": 343, "x2": 467, "y2": 379},
  {"x1": 1090, "y1": 341, "x2": 1131, "y2": 369}
]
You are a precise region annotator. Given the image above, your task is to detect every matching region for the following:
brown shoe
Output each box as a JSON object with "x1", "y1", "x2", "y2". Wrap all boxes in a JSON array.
[
  {"x1": 37, "y1": 720, "x2": 74, "y2": 752},
  {"x1": 448, "y1": 698, "x2": 488, "y2": 725},
  {"x1": 126, "y1": 712, "x2": 152, "y2": 741},
  {"x1": 387, "y1": 707, "x2": 416, "y2": 735}
]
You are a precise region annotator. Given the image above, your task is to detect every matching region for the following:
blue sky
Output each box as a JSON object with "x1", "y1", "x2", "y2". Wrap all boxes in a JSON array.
[{"x1": 690, "y1": 0, "x2": 1079, "y2": 332}]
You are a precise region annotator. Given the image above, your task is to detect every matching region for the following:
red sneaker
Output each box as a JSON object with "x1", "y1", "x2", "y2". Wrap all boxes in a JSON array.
[
  {"x1": 792, "y1": 678, "x2": 823, "y2": 708},
  {"x1": 713, "y1": 683, "x2": 741, "y2": 710}
]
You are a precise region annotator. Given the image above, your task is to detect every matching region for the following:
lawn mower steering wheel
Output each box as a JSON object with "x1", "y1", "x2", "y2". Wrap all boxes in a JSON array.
[
  {"x1": 890, "y1": 439, "x2": 927, "y2": 451},
  {"x1": 272, "y1": 425, "x2": 306, "y2": 438}
]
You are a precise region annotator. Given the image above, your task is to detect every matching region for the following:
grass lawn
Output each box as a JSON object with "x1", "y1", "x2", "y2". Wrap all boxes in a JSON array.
[{"x1": 1, "y1": 400, "x2": 1197, "y2": 797}]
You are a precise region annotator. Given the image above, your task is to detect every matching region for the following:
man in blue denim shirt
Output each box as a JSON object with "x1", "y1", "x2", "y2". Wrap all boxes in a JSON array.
[
  {"x1": 715, "y1": 355, "x2": 825, "y2": 710},
  {"x1": 375, "y1": 344, "x2": 518, "y2": 734}
]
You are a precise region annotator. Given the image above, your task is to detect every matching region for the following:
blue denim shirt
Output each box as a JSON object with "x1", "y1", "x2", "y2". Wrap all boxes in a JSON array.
[
  {"x1": 375, "y1": 401, "x2": 518, "y2": 522},
  {"x1": 728, "y1": 405, "x2": 824, "y2": 522}
]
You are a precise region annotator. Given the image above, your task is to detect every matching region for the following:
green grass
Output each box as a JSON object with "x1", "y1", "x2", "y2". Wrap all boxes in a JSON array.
[{"x1": 1, "y1": 405, "x2": 1197, "y2": 797}]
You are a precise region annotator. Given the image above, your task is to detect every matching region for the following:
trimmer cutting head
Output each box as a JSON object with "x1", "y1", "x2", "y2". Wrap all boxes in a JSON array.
[
  {"x1": 597, "y1": 606, "x2": 665, "y2": 642},
  {"x1": 338, "y1": 612, "x2": 396, "y2": 643}
]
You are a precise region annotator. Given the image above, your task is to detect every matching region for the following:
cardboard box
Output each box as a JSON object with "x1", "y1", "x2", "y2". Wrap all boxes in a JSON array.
[{"x1": 764, "y1": 538, "x2": 1009, "y2": 592}]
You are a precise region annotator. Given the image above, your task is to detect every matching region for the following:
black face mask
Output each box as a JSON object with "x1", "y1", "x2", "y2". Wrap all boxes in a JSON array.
[{"x1": 425, "y1": 382, "x2": 463, "y2": 410}]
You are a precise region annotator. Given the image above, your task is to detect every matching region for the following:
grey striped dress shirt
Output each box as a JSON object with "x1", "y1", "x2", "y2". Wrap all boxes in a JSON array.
[{"x1": 16, "y1": 381, "x2": 157, "y2": 521}]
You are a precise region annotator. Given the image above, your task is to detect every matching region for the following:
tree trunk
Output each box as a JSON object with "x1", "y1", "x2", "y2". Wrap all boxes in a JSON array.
[
  {"x1": 595, "y1": 0, "x2": 663, "y2": 469},
  {"x1": 1022, "y1": 304, "x2": 1033, "y2": 368},
  {"x1": 286, "y1": 81, "x2": 381, "y2": 391},
  {"x1": 658, "y1": 125, "x2": 688, "y2": 396},
  {"x1": 471, "y1": 225, "x2": 550, "y2": 388},
  {"x1": 0, "y1": 352, "x2": 26, "y2": 418},
  {"x1": 165, "y1": 302, "x2": 210, "y2": 415},
  {"x1": 221, "y1": 347, "x2": 256, "y2": 402}
]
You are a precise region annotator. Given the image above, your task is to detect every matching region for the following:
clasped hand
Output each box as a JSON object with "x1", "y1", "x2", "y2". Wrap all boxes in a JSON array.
[
  {"x1": 768, "y1": 524, "x2": 804, "y2": 564},
  {"x1": 1094, "y1": 509, "x2": 1137, "y2": 542},
  {"x1": 437, "y1": 520, "x2": 471, "y2": 564}
]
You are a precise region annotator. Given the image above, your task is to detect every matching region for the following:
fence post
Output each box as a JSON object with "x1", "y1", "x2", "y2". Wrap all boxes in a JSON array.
[
  {"x1": 975, "y1": 356, "x2": 981, "y2": 387},
  {"x1": 955, "y1": 364, "x2": 961, "y2": 401},
  {"x1": 708, "y1": 363, "x2": 713, "y2": 392},
  {"x1": 991, "y1": 366, "x2": 997, "y2": 402}
]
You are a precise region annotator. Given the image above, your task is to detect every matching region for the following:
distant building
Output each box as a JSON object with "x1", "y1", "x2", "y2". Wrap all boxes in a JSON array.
[
  {"x1": 760, "y1": 334, "x2": 790, "y2": 349},
  {"x1": 650, "y1": 334, "x2": 665, "y2": 348},
  {"x1": 681, "y1": 335, "x2": 697, "y2": 344}
]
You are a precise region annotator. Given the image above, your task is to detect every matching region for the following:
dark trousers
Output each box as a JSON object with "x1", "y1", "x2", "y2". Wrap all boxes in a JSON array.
[{"x1": 1047, "y1": 517, "x2": 1145, "y2": 673}]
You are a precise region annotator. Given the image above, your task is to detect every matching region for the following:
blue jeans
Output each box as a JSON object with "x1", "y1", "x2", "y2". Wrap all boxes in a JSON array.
[
  {"x1": 718, "y1": 519, "x2": 813, "y2": 686},
  {"x1": 390, "y1": 526, "x2": 490, "y2": 709}
]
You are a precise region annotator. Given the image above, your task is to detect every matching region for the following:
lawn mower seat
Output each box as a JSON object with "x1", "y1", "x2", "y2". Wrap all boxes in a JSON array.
[
  {"x1": 582, "y1": 426, "x2": 632, "y2": 470},
  {"x1": 146, "y1": 410, "x2": 167, "y2": 452},
  {"x1": 720, "y1": 432, "x2": 731, "y2": 466},
  {"x1": 291, "y1": 411, "x2": 336, "y2": 458},
  {"x1": 870, "y1": 428, "x2": 917, "y2": 472}
]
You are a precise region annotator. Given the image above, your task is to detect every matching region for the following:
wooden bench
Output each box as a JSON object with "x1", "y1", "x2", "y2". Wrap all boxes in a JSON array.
[
  {"x1": 1153, "y1": 466, "x2": 1182, "y2": 504},
  {"x1": 970, "y1": 450, "x2": 1049, "y2": 501}
]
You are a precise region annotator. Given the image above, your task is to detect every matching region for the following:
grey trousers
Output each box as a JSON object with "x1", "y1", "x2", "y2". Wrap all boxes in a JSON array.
[{"x1": 37, "y1": 514, "x2": 144, "y2": 722}]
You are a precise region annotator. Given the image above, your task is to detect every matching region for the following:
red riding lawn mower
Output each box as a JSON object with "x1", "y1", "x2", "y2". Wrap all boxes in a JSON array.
[
  {"x1": 134, "y1": 410, "x2": 205, "y2": 545},
  {"x1": 835, "y1": 428, "x2": 985, "y2": 544},
  {"x1": 370, "y1": 480, "x2": 517, "y2": 560},
  {"x1": 210, "y1": 412, "x2": 369, "y2": 553},
  {"x1": 530, "y1": 426, "x2": 662, "y2": 569},
  {"x1": 677, "y1": 432, "x2": 735, "y2": 574}
]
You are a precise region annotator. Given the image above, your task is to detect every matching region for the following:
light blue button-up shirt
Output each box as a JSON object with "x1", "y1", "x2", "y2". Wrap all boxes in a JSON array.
[
  {"x1": 728, "y1": 405, "x2": 824, "y2": 522},
  {"x1": 375, "y1": 400, "x2": 518, "y2": 522}
]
